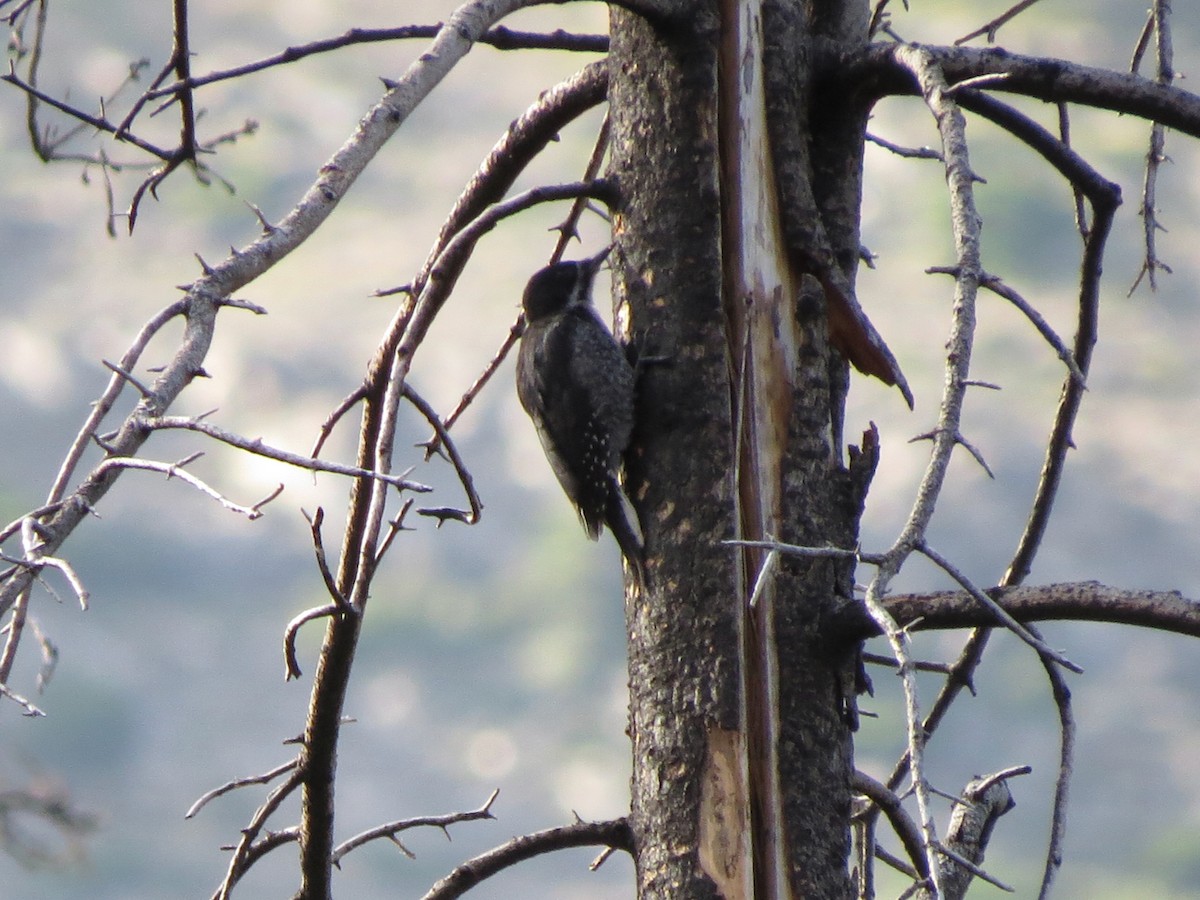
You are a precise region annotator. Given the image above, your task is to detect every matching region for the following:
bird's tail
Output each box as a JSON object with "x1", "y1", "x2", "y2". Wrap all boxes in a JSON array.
[{"x1": 606, "y1": 479, "x2": 646, "y2": 592}]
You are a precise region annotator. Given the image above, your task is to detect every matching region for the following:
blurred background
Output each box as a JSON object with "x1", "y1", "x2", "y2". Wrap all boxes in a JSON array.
[{"x1": 1, "y1": 1, "x2": 1199, "y2": 897}]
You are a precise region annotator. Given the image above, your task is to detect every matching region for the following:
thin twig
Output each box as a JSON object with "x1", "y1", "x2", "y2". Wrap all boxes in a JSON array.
[
  {"x1": 19, "y1": 553, "x2": 90, "y2": 610},
  {"x1": 747, "y1": 546, "x2": 780, "y2": 610},
  {"x1": 933, "y1": 841, "x2": 1013, "y2": 893},
  {"x1": 102, "y1": 359, "x2": 154, "y2": 397},
  {"x1": 1, "y1": 65, "x2": 173, "y2": 160},
  {"x1": 403, "y1": 386, "x2": 482, "y2": 526},
  {"x1": 186, "y1": 758, "x2": 299, "y2": 819},
  {"x1": 420, "y1": 817, "x2": 633, "y2": 900},
  {"x1": 0, "y1": 503, "x2": 63, "y2": 546},
  {"x1": 1130, "y1": 10, "x2": 1155, "y2": 74},
  {"x1": 311, "y1": 385, "x2": 368, "y2": 460},
  {"x1": 866, "y1": 131, "x2": 943, "y2": 160},
  {"x1": 857, "y1": 80, "x2": 1119, "y2": 835},
  {"x1": 723, "y1": 538, "x2": 879, "y2": 564},
  {"x1": 862, "y1": 652, "x2": 953, "y2": 676},
  {"x1": 283, "y1": 603, "x2": 343, "y2": 680},
  {"x1": 926, "y1": 267, "x2": 1086, "y2": 386},
  {"x1": 375, "y1": 497, "x2": 416, "y2": 563},
  {"x1": 332, "y1": 789, "x2": 500, "y2": 864},
  {"x1": 852, "y1": 771, "x2": 930, "y2": 883},
  {"x1": 91, "y1": 456, "x2": 280, "y2": 519},
  {"x1": 877, "y1": 844, "x2": 920, "y2": 880},
  {"x1": 147, "y1": 26, "x2": 608, "y2": 101},
  {"x1": 47, "y1": 300, "x2": 188, "y2": 503},
  {"x1": 0, "y1": 678, "x2": 45, "y2": 716},
  {"x1": 1056, "y1": 104, "x2": 1090, "y2": 239},
  {"x1": 954, "y1": 0, "x2": 1045, "y2": 45},
  {"x1": 907, "y1": 427, "x2": 994, "y2": 479},
  {"x1": 0, "y1": 580, "x2": 30, "y2": 683},
  {"x1": 917, "y1": 542, "x2": 1082, "y2": 673},
  {"x1": 302, "y1": 508, "x2": 349, "y2": 610},
  {"x1": 213, "y1": 767, "x2": 305, "y2": 900},
  {"x1": 148, "y1": 415, "x2": 434, "y2": 492},
  {"x1": 1129, "y1": 0, "x2": 1174, "y2": 295},
  {"x1": 1034, "y1": 632, "x2": 1075, "y2": 900}
]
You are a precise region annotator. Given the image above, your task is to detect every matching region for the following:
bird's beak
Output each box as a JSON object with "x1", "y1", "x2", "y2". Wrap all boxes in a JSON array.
[{"x1": 584, "y1": 245, "x2": 613, "y2": 273}]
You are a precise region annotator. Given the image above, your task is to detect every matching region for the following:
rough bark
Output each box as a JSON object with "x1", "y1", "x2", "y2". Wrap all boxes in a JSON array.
[
  {"x1": 609, "y1": 6, "x2": 743, "y2": 898},
  {"x1": 609, "y1": 1, "x2": 873, "y2": 897}
]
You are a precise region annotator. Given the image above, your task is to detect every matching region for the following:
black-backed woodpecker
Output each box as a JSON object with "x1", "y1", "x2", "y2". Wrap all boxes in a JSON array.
[{"x1": 515, "y1": 248, "x2": 646, "y2": 589}]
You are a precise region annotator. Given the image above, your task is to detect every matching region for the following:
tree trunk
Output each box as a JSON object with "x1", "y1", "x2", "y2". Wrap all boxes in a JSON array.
[{"x1": 609, "y1": 1, "x2": 870, "y2": 897}]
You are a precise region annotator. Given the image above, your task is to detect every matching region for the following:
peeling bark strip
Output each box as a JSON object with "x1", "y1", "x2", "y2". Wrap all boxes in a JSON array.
[
  {"x1": 761, "y1": 0, "x2": 911, "y2": 405},
  {"x1": 699, "y1": 726, "x2": 751, "y2": 897},
  {"x1": 718, "y1": 0, "x2": 795, "y2": 894}
]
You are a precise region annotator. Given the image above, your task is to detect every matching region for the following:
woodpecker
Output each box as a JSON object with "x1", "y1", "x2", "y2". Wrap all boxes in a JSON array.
[{"x1": 516, "y1": 248, "x2": 646, "y2": 590}]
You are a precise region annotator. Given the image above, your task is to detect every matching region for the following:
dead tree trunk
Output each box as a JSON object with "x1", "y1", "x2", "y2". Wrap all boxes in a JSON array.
[{"x1": 610, "y1": 1, "x2": 874, "y2": 896}]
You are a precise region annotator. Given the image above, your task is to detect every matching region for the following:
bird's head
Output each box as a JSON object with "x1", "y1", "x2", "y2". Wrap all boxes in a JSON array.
[{"x1": 521, "y1": 247, "x2": 611, "y2": 323}]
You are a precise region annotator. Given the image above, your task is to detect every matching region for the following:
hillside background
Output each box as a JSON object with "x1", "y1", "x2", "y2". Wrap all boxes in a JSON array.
[{"x1": 1, "y1": 1, "x2": 1199, "y2": 897}]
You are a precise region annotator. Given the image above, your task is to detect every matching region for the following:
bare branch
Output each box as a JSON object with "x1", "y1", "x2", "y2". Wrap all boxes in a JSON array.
[
  {"x1": 20, "y1": 553, "x2": 90, "y2": 611},
  {"x1": 722, "y1": 538, "x2": 877, "y2": 564},
  {"x1": 954, "y1": 0, "x2": 1045, "y2": 46},
  {"x1": 0, "y1": 503, "x2": 63, "y2": 546},
  {"x1": 930, "y1": 841, "x2": 1013, "y2": 896},
  {"x1": 311, "y1": 385, "x2": 368, "y2": 461},
  {"x1": 876, "y1": 844, "x2": 920, "y2": 880},
  {"x1": 402, "y1": 386, "x2": 482, "y2": 526},
  {"x1": 331, "y1": 789, "x2": 499, "y2": 864},
  {"x1": 839, "y1": 43, "x2": 1200, "y2": 139},
  {"x1": 395, "y1": 60, "x2": 607, "y2": 320},
  {"x1": 374, "y1": 497, "x2": 416, "y2": 564},
  {"x1": 420, "y1": 817, "x2": 634, "y2": 900},
  {"x1": 47, "y1": 300, "x2": 188, "y2": 504},
  {"x1": 283, "y1": 603, "x2": 344, "y2": 681},
  {"x1": 186, "y1": 758, "x2": 300, "y2": 819},
  {"x1": 1129, "y1": 0, "x2": 1175, "y2": 295},
  {"x1": 388, "y1": 178, "x2": 617, "y2": 407},
  {"x1": 302, "y1": 508, "x2": 349, "y2": 610},
  {"x1": 0, "y1": 679, "x2": 46, "y2": 716},
  {"x1": 851, "y1": 771, "x2": 930, "y2": 884},
  {"x1": 866, "y1": 131, "x2": 943, "y2": 160},
  {"x1": 147, "y1": 415, "x2": 434, "y2": 493},
  {"x1": 862, "y1": 652, "x2": 953, "y2": 677},
  {"x1": 91, "y1": 456, "x2": 280, "y2": 519},
  {"x1": 213, "y1": 766, "x2": 304, "y2": 900},
  {"x1": 0, "y1": 583, "x2": 30, "y2": 683},
  {"x1": 906, "y1": 427, "x2": 994, "y2": 479},
  {"x1": 1, "y1": 62, "x2": 174, "y2": 160},
  {"x1": 854, "y1": 66, "x2": 1121, "y2": 869},
  {"x1": 1004, "y1": 185, "x2": 1116, "y2": 589},
  {"x1": 102, "y1": 359, "x2": 154, "y2": 398},
  {"x1": 211, "y1": 828, "x2": 300, "y2": 900},
  {"x1": 829, "y1": 581, "x2": 1200, "y2": 640},
  {"x1": 147, "y1": 26, "x2": 608, "y2": 101},
  {"x1": 926, "y1": 267, "x2": 1086, "y2": 386},
  {"x1": 1034, "y1": 632, "x2": 1075, "y2": 900},
  {"x1": 862, "y1": 44, "x2": 989, "y2": 890},
  {"x1": 917, "y1": 542, "x2": 1082, "y2": 673}
]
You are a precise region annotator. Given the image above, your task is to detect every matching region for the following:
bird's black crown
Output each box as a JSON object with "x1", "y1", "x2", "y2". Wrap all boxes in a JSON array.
[{"x1": 521, "y1": 261, "x2": 586, "y2": 322}]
